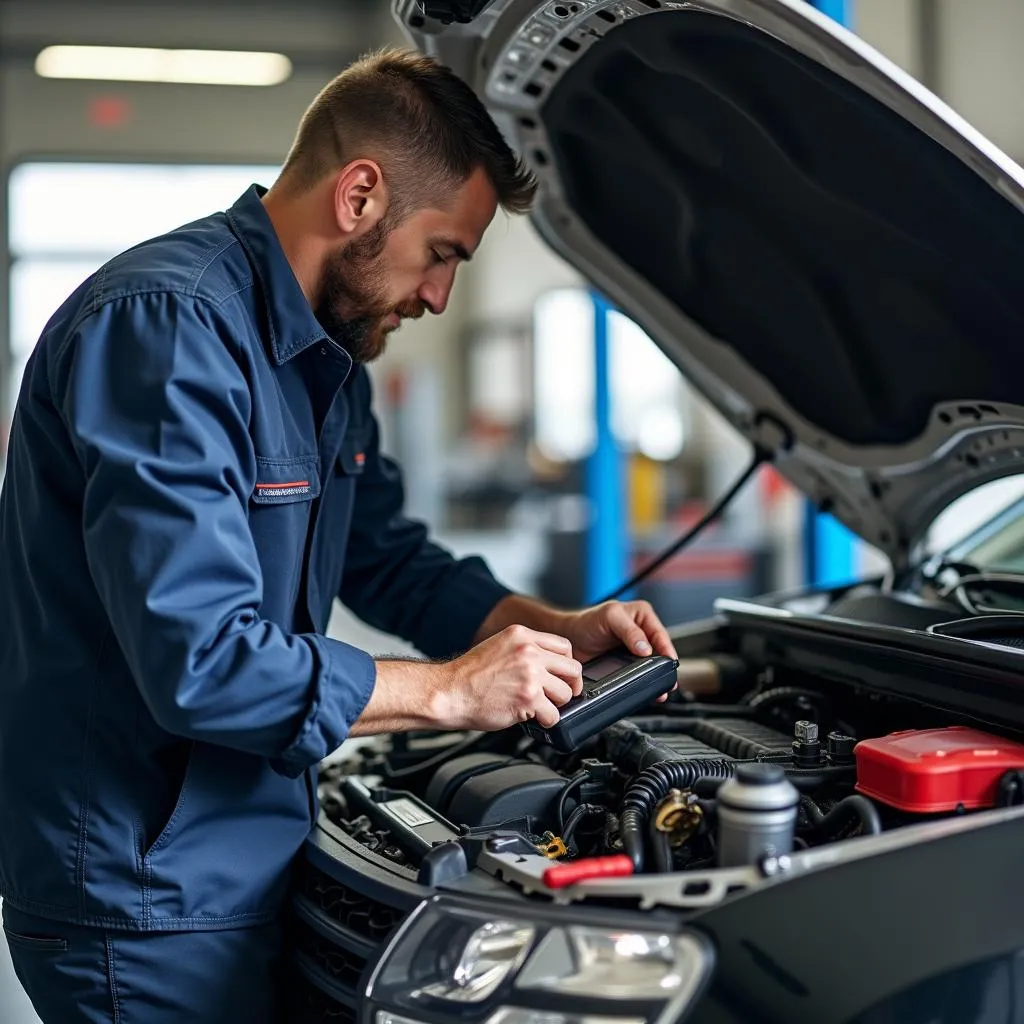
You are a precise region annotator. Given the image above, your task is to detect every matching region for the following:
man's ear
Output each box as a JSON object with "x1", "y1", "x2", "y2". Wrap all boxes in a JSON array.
[{"x1": 333, "y1": 159, "x2": 388, "y2": 236}]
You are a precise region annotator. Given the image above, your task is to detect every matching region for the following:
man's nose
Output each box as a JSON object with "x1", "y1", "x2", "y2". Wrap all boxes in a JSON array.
[{"x1": 418, "y1": 272, "x2": 455, "y2": 316}]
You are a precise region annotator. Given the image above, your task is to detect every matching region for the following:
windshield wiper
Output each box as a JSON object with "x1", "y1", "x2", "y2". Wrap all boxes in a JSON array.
[{"x1": 927, "y1": 559, "x2": 1024, "y2": 616}]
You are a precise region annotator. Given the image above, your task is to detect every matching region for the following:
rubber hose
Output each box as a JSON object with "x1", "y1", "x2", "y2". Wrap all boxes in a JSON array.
[
  {"x1": 618, "y1": 810, "x2": 645, "y2": 871},
  {"x1": 601, "y1": 720, "x2": 657, "y2": 767},
  {"x1": 784, "y1": 764, "x2": 857, "y2": 791},
  {"x1": 620, "y1": 758, "x2": 735, "y2": 871},
  {"x1": 382, "y1": 731, "x2": 486, "y2": 779},
  {"x1": 649, "y1": 817, "x2": 674, "y2": 873},
  {"x1": 557, "y1": 771, "x2": 589, "y2": 832},
  {"x1": 562, "y1": 803, "x2": 604, "y2": 845},
  {"x1": 604, "y1": 811, "x2": 620, "y2": 847},
  {"x1": 801, "y1": 794, "x2": 882, "y2": 838},
  {"x1": 602, "y1": 720, "x2": 698, "y2": 773}
]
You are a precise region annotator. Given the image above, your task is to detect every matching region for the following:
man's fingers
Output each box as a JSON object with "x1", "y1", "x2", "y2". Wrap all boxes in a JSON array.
[
  {"x1": 532, "y1": 697, "x2": 563, "y2": 729},
  {"x1": 607, "y1": 604, "x2": 654, "y2": 657},
  {"x1": 510, "y1": 625, "x2": 573, "y2": 658},
  {"x1": 540, "y1": 673, "x2": 575, "y2": 707},
  {"x1": 542, "y1": 651, "x2": 584, "y2": 695},
  {"x1": 612, "y1": 602, "x2": 677, "y2": 705},
  {"x1": 632, "y1": 602, "x2": 679, "y2": 660}
]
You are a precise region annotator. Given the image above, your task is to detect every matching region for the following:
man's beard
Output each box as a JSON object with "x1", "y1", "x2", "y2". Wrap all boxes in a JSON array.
[{"x1": 315, "y1": 221, "x2": 423, "y2": 364}]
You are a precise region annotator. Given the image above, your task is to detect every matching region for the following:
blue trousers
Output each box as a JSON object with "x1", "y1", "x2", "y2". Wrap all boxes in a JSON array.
[{"x1": 3, "y1": 904, "x2": 285, "y2": 1022}]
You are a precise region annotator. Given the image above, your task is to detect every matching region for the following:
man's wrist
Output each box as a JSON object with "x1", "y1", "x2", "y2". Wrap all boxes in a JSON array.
[
  {"x1": 350, "y1": 658, "x2": 457, "y2": 736},
  {"x1": 420, "y1": 660, "x2": 457, "y2": 729}
]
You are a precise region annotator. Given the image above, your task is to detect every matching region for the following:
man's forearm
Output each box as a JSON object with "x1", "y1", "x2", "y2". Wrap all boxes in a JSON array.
[
  {"x1": 350, "y1": 600, "x2": 574, "y2": 738},
  {"x1": 473, "y1": 594, "x2": 572, "y2": 646},
  {"x1": 348, "y1": 659, "x2": 452, "y2": 736}
]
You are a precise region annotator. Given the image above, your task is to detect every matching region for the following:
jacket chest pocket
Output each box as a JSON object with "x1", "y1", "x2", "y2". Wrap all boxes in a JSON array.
[
  {"x1": 250, "y1": 455, "x2": 322, "y2": 506},
  {"x1": 248, "y1": 454, "x2": 321, "y2": 623}
]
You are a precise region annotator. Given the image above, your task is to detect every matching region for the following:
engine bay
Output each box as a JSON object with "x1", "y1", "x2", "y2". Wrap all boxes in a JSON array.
[{"x1": 318, "y1": 618, "x2": 1024, "y2": 905}]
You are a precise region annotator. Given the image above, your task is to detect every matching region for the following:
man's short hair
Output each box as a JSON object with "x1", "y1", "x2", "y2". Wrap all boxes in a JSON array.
[{"x1": 279, "y1": 47, "x2": 538, "y2": 218}]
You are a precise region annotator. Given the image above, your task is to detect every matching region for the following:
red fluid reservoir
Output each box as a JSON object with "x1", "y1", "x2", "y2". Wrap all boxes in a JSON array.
[{"x1": 855, "y1": 726, "x2": 1024, "y2": 813}]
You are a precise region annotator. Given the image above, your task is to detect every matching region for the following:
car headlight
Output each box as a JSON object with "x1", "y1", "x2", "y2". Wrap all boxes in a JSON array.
[{"x1": 364, "y1": 898, "x2": 714, "y2": 1024}]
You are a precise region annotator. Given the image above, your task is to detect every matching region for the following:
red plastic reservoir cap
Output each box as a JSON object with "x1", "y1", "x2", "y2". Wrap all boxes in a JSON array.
[{"x1": 855, "y1": 726, "x2": 1024, "y2": 813}]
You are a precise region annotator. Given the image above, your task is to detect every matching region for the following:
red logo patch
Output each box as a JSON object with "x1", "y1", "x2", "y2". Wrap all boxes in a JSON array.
[
  {"x1": 254, "y1": 479, "x2": 312, "y2": 499},
  {"x1": 256, "y1": 479, "x2": 309, "y2": 490}
]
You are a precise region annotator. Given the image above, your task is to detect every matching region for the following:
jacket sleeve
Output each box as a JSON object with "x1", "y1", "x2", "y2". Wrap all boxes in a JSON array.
[
  {"x1": 338, "y1": 372, "x2": 512, "y2": 659},
  {"x1": 54, "y1": 292, "x2": 375, "y2": 778}
]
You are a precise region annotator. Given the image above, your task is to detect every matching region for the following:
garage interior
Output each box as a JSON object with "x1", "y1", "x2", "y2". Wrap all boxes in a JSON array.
[{"x1": 3, "y1": 0, "x2": 1024, "y2": 1020}]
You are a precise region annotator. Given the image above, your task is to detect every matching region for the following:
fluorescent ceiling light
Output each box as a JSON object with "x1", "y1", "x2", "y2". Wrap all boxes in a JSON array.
[{"x1": 35, "y1": 45, "x2": 292, "y2": 86}]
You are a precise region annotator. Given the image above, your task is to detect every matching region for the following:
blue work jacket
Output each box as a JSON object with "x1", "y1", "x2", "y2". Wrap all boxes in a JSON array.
[{"x1": 0, "y1": 185, "x2": 509, "y2": 930}]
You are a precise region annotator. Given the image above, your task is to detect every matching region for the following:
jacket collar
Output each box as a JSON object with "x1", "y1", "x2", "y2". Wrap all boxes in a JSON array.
[{"x1": 226, "y1": 185, "x2": 352, "y2": 372}]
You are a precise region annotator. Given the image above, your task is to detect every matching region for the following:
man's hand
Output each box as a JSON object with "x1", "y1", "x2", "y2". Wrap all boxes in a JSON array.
[
  {"x1": 350, "y1": 624, "x2": 583, "y2": 736},
  {"x1": 476, "y1": 595, "x2": 678, "y2": 663},
  {"x1": 437, "y1": 625, "x2": 583, "y2": 730},
  {"x1": 555, "y1": 599, "x2": 679, "y2": 663},
  {"x1": 473, "y1": 594, "x2": 678, "y2": 701}
]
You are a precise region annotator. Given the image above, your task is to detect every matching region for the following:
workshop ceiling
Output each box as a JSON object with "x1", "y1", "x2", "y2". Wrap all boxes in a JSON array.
[{"x1": 0, "y1": 0, "x2": 385, "y2": 73}]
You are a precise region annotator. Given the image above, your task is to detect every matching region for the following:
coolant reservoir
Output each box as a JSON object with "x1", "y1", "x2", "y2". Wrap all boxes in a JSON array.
[{"x1": 716, "y1": 763, "x2": 799, "y2": 868}]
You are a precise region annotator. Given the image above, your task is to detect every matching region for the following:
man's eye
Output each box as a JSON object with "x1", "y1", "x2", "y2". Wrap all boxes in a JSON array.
[{"x1": 430, "y1": 248, "x2": 447, "y2": 266}]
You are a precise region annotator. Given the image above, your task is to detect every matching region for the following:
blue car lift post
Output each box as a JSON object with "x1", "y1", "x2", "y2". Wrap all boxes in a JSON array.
[
  {"x1": 802, "y1": 0, "x2": 859, "y2": 588},
  {"x1": 584, "y1": 292, "x2": 629, "y2": 603}
]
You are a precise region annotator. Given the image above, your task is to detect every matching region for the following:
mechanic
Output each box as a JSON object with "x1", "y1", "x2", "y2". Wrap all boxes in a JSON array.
[{"x1": 0, "y1": 47, "x2": 677, "y2": 1023}]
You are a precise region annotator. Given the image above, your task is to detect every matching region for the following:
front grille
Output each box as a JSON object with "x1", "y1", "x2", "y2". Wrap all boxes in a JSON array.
[
  {"x1": 295, "y1": 925, "x2": 368, "y2": 991},
  {"x1": 291, "y1": 857, "x2": 414, "y2": 1022},
  {"x1": 299, "y1": 862, "x2": 406, "y2": 943},
  {"x1": 290, "y1": 983, "x2": 358, "y2": 1024}
]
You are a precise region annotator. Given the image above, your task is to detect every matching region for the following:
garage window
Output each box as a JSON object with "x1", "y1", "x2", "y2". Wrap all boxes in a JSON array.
[{"x1": 6, "y1": 161, "x2": 278, "y2": 421}]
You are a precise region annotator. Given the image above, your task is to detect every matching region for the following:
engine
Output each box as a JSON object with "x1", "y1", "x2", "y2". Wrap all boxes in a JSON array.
[{"x1": 319, "y1": 655, "x2": 1024, "y2": 887}]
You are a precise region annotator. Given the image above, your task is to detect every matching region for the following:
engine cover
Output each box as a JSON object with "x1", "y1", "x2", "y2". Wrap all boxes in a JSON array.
[{"x1": 426, "y1": 754, "x2": 567, "y2": 828}]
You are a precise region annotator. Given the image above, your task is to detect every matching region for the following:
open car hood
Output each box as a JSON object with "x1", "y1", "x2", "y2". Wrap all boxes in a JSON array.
[{"x1": 394, "y1": 0, "x2": 1024, "y2": 568}]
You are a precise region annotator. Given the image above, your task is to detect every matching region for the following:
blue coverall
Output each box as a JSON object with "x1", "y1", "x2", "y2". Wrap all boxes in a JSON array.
[{"x1": 0, "y1": 185, "x2": 511, "y2": 1021}]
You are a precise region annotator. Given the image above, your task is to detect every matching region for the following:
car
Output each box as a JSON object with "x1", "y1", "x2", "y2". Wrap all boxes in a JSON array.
[{"x1": 287, "y1": 1, "x2": 1024, "y2": 1022}]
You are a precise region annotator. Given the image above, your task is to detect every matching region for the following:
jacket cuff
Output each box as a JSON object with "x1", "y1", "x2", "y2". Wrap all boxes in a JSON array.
[
  {"x1": 272, "y1": 635, "x2": 377, "y2": 778},
  {"x1": 411, "y1": 557, "x2": 513, "y2": 659}
]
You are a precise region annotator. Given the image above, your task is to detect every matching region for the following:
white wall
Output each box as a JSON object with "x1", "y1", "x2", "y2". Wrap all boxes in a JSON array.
[
  {"x1": 853, "y1": 0, "x2": 924, "y2": 79},
  {"x1": 854, "y1": 0, "x2": 1024, "y2": 165},
  {"x1": 936, "y1": 0, "x2": 1024, "y2": 161}
]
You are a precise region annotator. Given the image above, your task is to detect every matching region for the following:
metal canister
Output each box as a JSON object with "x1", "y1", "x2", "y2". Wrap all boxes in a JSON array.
[{"x1": 716, "y1": 763, "x2": 799, "y2": 867}]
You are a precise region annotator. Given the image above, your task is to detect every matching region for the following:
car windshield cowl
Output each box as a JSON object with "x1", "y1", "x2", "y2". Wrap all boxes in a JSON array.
[{"x1": 923, "y1": 558, "x2": 1024, "y2": 617}]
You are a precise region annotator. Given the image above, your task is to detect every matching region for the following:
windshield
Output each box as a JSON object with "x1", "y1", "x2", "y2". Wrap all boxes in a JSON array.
[{"x1": 944, "y1": 492, "x2": 1024, "y2": 573}]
